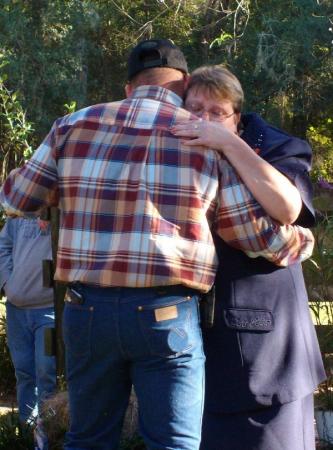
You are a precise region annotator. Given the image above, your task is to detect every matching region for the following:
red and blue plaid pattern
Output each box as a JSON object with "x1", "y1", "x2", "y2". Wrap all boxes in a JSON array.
[{"x1": 0, "y1": 86, "x2": 314, "y2": 291}]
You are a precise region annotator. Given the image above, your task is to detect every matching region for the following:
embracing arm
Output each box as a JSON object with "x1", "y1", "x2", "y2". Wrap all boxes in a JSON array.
[
  {"x1": 214, "y1": 158, "x2": 314, "y2": 266},
  {"x1": 171, "y1": 120, "x2": 302, "y2": 224}
]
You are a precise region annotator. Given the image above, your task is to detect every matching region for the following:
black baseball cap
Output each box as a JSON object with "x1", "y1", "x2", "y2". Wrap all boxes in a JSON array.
[{"x1": 127, "y1": 39, "x2": 188, "y2": 81}]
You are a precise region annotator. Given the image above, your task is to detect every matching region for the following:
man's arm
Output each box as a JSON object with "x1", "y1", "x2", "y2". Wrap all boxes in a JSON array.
[
  {"x1": 0, "y1": 219, "x2": 14, "y2": 292},
  {"x1": 215, "y1": 159, "x2": 314, "y2": 267},
  {"x1": 0, "y1": 122, "x2": 59, "y2": 216}
]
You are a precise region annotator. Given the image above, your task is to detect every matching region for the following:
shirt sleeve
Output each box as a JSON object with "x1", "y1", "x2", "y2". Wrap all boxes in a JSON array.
[
  {"x1": 214, "y1": 158, "x2": 314, "y2": 267},
  {"x1": 0, "y1": 219, "x2": 14, "y2": 291},
  {"x1": 0, "y1": 121, "x2": 59, "y2": 216}
]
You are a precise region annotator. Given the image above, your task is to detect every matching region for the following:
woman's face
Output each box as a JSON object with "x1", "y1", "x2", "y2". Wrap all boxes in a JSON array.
[{"x1": 185, "y1": 87, "x2": 240, "y2": 133}]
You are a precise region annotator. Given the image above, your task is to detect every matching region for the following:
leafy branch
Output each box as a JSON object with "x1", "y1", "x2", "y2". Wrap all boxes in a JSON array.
[{"x1": 0, "y1": 76, "x2": 34, "y2": 185}]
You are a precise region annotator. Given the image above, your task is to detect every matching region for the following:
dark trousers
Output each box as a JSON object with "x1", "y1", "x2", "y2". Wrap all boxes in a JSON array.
[{"x1": 201, "y1": 394, "x2": 315, "y2": 450}]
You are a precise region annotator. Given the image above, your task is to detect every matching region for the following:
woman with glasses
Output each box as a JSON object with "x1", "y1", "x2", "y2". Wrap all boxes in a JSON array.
[{"x1": 171, "y1": 65, "x2": 325, "y2": 450}]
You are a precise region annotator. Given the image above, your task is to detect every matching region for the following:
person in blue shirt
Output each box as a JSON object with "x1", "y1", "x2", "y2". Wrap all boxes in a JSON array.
[{"x1": 0, "y1": 216, "x2": 56, "y2": 437}]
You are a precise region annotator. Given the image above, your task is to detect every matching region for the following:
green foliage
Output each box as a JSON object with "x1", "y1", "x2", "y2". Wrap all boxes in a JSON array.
[
  {"x1": 0, "y1": 0, "x2": 201, "y2": 138},
  {"x1": 63, "y1": 101, "x2": 77, "y2": 115},
  {"x1": 304, "y1": 212, "x2": 333, "y2": 303},
  {"x1": 197, "y1": 0, "x2": 332, "y2": 146},
  {"x1": 0, "y1": 0, "x2": 332, "y2": 158},
  {"x1": 0, "y1": 73, "x2": 34, "y2": 185},
  {"x1": 303, "y1": 211, "x2": 333, "y2": 412},
  {"x1": 308, "y1": 119, "x2": 333, "y2": 182},
  {"x1": 0, "y1": 411, "x2": 34, "y2": 450},
  {"x1": 210, "y1": 33, "x2": 234, "y2": 49},
  {"x1": 0, "y1": 0, "x2": 100, "y2": 139}
]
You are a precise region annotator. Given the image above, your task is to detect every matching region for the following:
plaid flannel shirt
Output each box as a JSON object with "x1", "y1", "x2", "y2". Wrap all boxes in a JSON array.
[{"x1": 0, "y1": 86, "x2": 314, "y2": 292}]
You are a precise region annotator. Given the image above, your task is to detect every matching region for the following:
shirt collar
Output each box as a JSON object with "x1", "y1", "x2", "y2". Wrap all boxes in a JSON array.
[{"x1": 130, "y1": 85, "x2": 183, "y2": 108}]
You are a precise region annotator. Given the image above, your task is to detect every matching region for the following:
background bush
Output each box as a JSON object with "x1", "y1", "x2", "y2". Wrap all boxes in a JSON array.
[
  {"x1": 0, "y1": 302, "x2": 16, "y2": 403},
  {"x1": 0, "y1": 412, "x2": 34, "y2": 450},
  {"x1": 0, "y1": 0, "x2": 332, "y2": 182}
]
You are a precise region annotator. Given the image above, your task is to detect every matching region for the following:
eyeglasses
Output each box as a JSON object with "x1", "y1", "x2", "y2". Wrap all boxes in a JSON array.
[{"x1": 185, "y1": 103, "x2": 236, "y2": 121}]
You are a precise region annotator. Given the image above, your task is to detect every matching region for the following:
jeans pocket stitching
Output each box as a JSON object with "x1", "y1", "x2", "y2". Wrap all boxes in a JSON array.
[
  {"x1": 138, "y1": 300, "x2": 195, "y2": 358},
  {"x1": 138, "y1": 294, "x2": 194, "y2": 311}
]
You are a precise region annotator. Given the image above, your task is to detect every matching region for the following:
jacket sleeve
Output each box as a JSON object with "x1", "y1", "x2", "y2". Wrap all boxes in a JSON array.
[
  {"x1": 214, "y1": 158, "x2": 314, "y2": 267},
  {"x1": 0, "y1": 219, "x2": 14, "y2": 291},
  {"x1": 271, "y1": 156, "x2": 315, "y2": 228},
  {"x1": 242, "y1": 119, "x2": 315, "y2": 228},
  {"x1": 260, "y1": 134, "x2": 315, "y2": 228}
]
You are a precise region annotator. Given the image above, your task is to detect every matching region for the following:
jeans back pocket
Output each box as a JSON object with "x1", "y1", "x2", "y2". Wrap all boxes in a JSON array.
[{"x1": 138, "y1": 294, "x2": 199, "y2": 358}]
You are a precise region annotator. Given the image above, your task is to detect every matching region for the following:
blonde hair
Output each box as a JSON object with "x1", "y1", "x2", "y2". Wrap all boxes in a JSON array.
[{"x1": 187, "y1": 65, "x2": 244, "y2": 113}]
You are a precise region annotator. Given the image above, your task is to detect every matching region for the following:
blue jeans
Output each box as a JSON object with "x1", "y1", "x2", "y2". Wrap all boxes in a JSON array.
[
  {"x1": 6, "y1": 302, "x2": 57, "y2": 422},
  {"x1": 63, "y1": 285, "x2": 205, "y2": 450}
]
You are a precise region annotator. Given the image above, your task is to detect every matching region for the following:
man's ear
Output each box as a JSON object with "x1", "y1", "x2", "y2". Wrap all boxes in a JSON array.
[
  {"x1": 183, "y1": 73, "x2": 190, "y2": 89},
  {"x1": 181, "y1": 73, "x2": 190, "y2": 100},
  {"x1": 125, "y1": 83, "x2": 132, "y2": 98}
]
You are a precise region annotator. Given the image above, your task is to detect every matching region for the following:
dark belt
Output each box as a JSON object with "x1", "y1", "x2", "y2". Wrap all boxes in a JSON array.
[{"x1": 68, "y1": 282, "x2": 200, "y2": 297}]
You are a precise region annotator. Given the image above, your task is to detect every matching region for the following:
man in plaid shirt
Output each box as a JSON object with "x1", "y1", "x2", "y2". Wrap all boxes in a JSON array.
[{"x1": 0, "y1": 40, "x2": 314, "y2": 450}]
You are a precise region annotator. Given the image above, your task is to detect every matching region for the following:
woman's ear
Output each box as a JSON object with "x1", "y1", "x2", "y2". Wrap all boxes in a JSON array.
[{"x1": 234, "y1": 112, "x2": 241, "y2": 133}]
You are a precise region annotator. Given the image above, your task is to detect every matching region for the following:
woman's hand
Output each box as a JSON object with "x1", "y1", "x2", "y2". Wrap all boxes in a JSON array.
[
  {"x1": 171, "y1": 119, "x2": 302, "y2": 224},
  {"x1": 170, "y1": 119, "x2": 237, "y2": 152}
]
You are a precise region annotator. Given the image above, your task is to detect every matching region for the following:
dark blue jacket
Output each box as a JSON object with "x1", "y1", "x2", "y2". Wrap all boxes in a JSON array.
[{"x1": 204, "y1": 113, "x2": 326, "y2": 413}]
